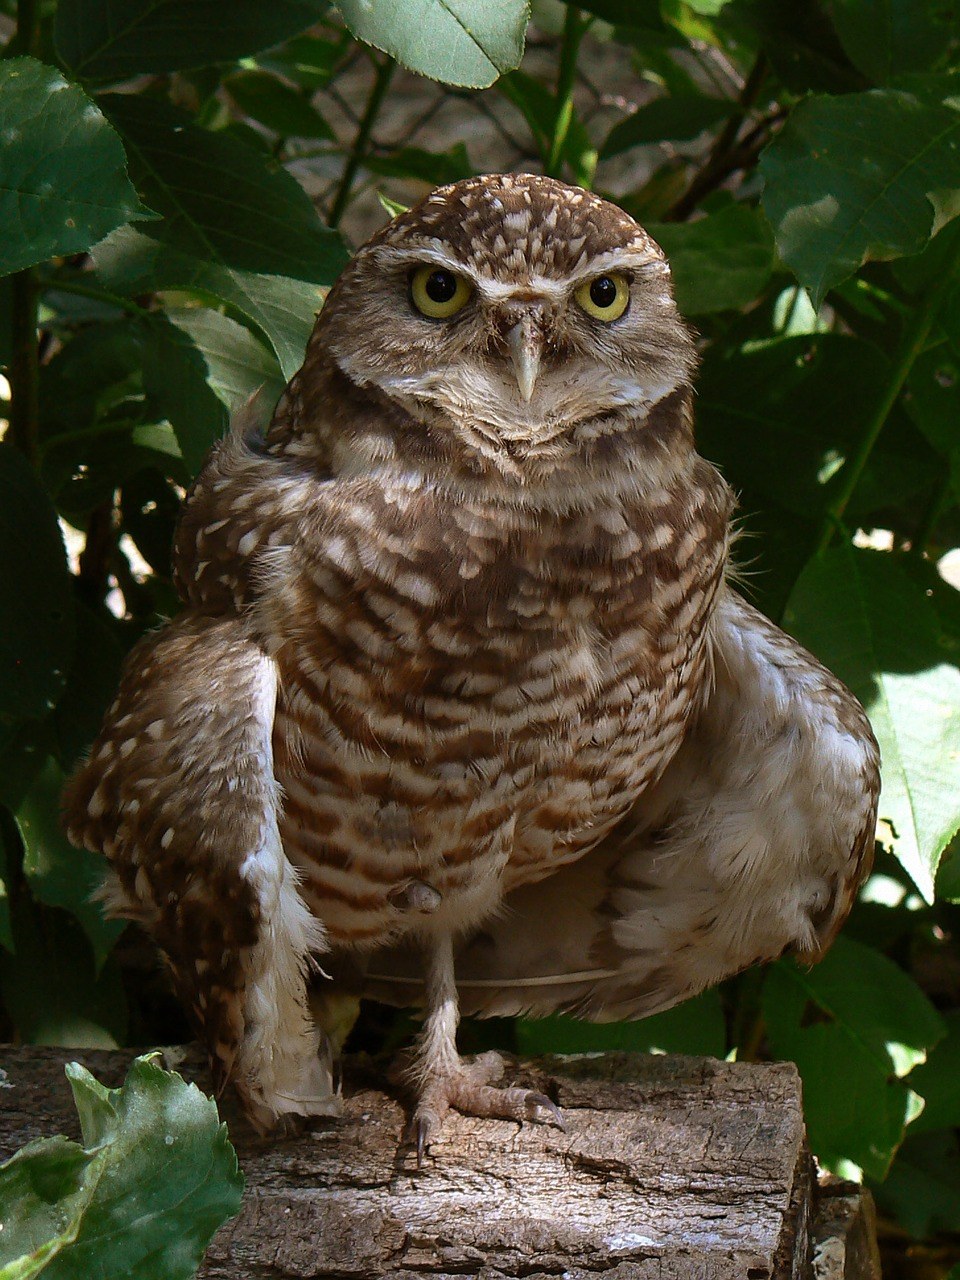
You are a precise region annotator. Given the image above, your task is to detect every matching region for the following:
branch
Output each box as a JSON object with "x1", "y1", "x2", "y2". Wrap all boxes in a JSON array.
[{"x1": 328, "y1": 53, "x2": 396, "y2": 229}]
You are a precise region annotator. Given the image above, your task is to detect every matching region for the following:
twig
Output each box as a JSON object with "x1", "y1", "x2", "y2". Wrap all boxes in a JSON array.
[
  {"x1": 328, "y1": 53, "x2": 396, "y2": 228},
  {"x1": 814, "y1": 266, "x2": 957, "y2": 557},
  {"x1": 665, "y1": 55, "x2": 770, "y2": 222}
]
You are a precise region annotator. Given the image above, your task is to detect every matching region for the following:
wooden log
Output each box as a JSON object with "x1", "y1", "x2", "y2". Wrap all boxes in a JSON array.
[{"x1": 0, "y1": 1045, "x2": 878, "y2": 1280}]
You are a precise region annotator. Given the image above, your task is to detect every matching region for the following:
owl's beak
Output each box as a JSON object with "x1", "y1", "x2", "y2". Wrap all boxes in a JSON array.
[{"x1": 506, "y1": 316, "x2": 543, "y2": 403}]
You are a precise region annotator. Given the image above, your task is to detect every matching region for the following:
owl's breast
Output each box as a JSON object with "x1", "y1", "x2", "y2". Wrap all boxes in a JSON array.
[{"x1": 263, "y1": 477, "x2": 728, "y2": 945}]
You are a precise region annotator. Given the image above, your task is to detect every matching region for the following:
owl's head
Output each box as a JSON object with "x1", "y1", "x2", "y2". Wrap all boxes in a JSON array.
[{"x1": 314, "y1": 174, "x2": 696, "y2": 482}]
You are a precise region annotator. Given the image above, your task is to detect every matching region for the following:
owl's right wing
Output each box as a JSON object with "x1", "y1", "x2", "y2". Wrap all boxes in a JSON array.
[
  {"x1": 63, "y1": 611, "x2": 338, "y2": 1129},
  {"x1": 361, "y1": 588, "x2": 880, "y2": 1021}
]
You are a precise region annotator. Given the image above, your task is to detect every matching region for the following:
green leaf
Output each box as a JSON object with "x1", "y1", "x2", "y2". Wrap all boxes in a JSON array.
[
  {"x1": 601, "y1": 95, "x2": 737, "y2": 157},
  {"x1": 94, "y1": 95, "x2": 348, "y2": 378},
  {"x1": 56, "y1": 0, "x2": 327, "y2": 79},
  {"x1": 904, "y1": 1010, "x2": 960, "y2": 1134},
  {"x1": 0, "y1": 446, "x2": 75, "y2": 750},
  {"x1": 697, "y1": 335, "x2": 932, "y2": 524},
  {"x1": 0, "y1": 58, "x2": 150, "y2": 278},
  {"x1": 0, "y1": 895, "x2": 126, "y2": 1048},
  {"x1": 18, "y1": 757, "x2": 123, "y2": 969},
  {"x1": 517, "y1": 988, "x2": 726, "y2": 1057},
  {"x1": 498, "y1": 70, "x2": 597, "y2": 183},
  {"x1": 647, "y1": 205, "x2": 776, "y2": 313},
  {"x1": 873, "y1": 1130, "x2": 960, "y2": 1237},
  {"x1": 335, "y1": 0, "x2": 528, "y2": 87},
  {"x1": 825, "y1": 0, "x2": 957, "y2": 85},
  {"x1": 760, "y1": 90, "x2": 960, "y2": 307},
  {"x1": 0, "y1": 822, "x2": 14, "y2": 954},
  {"x1": 142, "y1": 308, "x2": 284, "y2": 474},
  {"x1": 0, "y1": 1056, "x2": 243, "y2": 1280},
  {"x1": 257, "y1": 34, "x2": 347, "y2": 90},
  {"x1": 225, "y1": 70, "x2": 334, "y2": 140},
  {"x1": 763, "y1": 937, "x2": 944, "y2": 1179},
  {"x1": 783, "y1": 544, "x2": 960, "y2": 899}
]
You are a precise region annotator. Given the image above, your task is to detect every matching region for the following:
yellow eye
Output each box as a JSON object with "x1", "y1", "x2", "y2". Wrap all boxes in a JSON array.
[
  {"x1": 410, "y1": 265, "x2": 473, "y2": 319},
  {"x1": 574, "y1": 273, "x2": 630, "y2": 322}
]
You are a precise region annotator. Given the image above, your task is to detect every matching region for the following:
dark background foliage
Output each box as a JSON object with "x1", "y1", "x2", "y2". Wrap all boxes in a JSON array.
[{"x1": 1, "y1": 1, "x2": 959, "y2": 1273}]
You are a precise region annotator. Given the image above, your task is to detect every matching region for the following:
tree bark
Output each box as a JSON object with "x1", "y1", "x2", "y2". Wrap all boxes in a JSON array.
[{"x1": 0, "y1": 1045, "x2": 879, "y2": 1280}]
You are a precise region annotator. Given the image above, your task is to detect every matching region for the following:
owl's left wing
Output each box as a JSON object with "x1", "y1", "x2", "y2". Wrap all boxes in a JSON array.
[
  {"x1": 63, "y1": 612, "x2": 337, "y2": 1129},
  {"x1": 361, "y1": 589, "x2": 880, "y2": 1021}
]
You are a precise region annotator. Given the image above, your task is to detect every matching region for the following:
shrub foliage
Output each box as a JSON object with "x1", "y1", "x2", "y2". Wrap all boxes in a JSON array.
[{"x1": 1, "y1": 0, "x2": 959, "y2": 1264}]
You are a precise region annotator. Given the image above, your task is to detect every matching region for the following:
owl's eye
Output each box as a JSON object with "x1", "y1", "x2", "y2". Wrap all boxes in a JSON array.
[
  {"x1": 410, "y1": 266, "x2": 473, "y2": 319},
  {"x1": 574, "y1": 273, "x2": 630, "y2": 322}
]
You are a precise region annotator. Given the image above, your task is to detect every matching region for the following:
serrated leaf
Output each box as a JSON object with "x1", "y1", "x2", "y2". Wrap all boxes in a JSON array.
[
  {"x1": 94, "y1": 95, "x2": 348, "y2": 378},
  {"x1": 0, "y1": 446, "x2": 75, "y2": 749},
  {"x1": 518, "y1": 988, "x2": 726, "y2": 1057},
  {"x1": 56, "y1": 0, "x2": 327, "y2": 80},
  {"x1": 601, "y1": 95, "x2": 736, "y2": 157},
  {"x1": 647, "y1": 205, "x2": 776, "y2": 314},
  {"x1": 763, "y1": 937, "x2": 944, "y2": 1178},
  {"x1": 0, "y1": 58, "x2": 151, "y2": 279},
  {"x1": 783, "y1": 544, "x2": 960, "y2": 899},
  {"x1": 0, "y1": 1056, "x2": 243, "y2": 1280},
  {"x1": 335, "y1": 0, "x2": 528, "y2": 88},
  {"x1": 760, "y1": 90, "x2": 960, "y2": 307},
  {"x1": 18, "y1": 757, "x2": 123, "y2": 969}
]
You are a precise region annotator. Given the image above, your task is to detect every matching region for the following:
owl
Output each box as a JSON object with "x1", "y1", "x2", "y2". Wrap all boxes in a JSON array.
[{"x1": 64, "y1": 174, "x2": 880, "y2": 1155}]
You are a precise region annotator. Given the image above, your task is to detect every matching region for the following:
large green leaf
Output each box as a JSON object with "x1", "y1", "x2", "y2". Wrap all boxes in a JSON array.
[
  {"x1": 93, "y1": 96, "x2": 348, "y2": 378},
  {"x1": 825, "y1": 0, "x2": 957, "y2": 85},
  {"x1": 0, "y1": 1056, "x2": 243, "y2": 1280},
  {"x1": 760, "y1": 90, "x2": 960, "y2": 307},
  {"x1": 56, "y1": 0, "x2": 326, "y2": 79},
  {"x1": 18, "y1": 757, "x2": 123, "y2": 970},
  {"x1": 783, "y1": 544, "x2": 960, "y2": 899},
  {"x1": 224, "y1": 70, "x2": 334, "y2": 140},
  {"x1": 0, "y1": 446, "x2": 75, "y2": 750},
  {"x1": 647, "y1": 205, "x2": 776, "y2": 314},
  {"x1": 763, "y1": 938, "x2": 944, "y2": 1179},
  {"x1": 142, "y1": 309, "x2": 284, "y2": 474},
  {"x1": 336, "y1": 0, "x2": 528, "y2": 87},
  {"x1": 0, "y1": 59, "x2": 149, "y2": 278}
]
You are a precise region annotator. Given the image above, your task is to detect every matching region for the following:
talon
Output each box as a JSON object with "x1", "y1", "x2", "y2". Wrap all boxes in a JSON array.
[
  {"x1": 525, "y1": 1091, "x2": 566, "y2": 1131},
  {"x1": 416, "y1": 1116, "x2": 429, "y2": 1167}
]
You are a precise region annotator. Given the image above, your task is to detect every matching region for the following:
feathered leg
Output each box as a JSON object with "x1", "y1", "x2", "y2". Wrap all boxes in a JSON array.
[
  {"x1": 63, "y1": 613, "x2": 339, "y2": 1130},
  {"x1": 406, "y1": 931, "x2": 563, "y2": 1162}
]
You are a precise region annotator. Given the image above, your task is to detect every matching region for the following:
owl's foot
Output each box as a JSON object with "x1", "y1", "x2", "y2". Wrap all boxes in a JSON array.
[{"x1": 408, "y1": 1049, "x2": 564, "y2": 1164}]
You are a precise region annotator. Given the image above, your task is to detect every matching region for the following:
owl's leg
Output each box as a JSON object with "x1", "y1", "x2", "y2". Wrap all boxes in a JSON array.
[
  {"x1": 407, "y1": 931, "x2": 563, "y2": 1161},
  {"x1": 64, "y1": 613, "x2": 339, "y2": 1132}
]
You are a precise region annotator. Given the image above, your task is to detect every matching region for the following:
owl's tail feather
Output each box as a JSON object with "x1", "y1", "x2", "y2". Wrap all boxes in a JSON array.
[
  {"x1": 362, "y1": 590, "x2": 880, "y2": 1024},
  {"x1": 62, "y1": 612, "x2": 340, "y2": 1131}
]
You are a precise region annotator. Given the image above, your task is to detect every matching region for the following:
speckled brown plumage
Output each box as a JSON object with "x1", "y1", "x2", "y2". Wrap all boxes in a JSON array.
[{"x1": 65, "y1": 174, "x2": 879, "y2": 1147}]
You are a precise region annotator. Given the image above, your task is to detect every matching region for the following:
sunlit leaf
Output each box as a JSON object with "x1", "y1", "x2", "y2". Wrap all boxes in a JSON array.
[
  {"x1": 335, "y1": 0, "x2": 528, "y2": 87},
  {"x1": 0, "y1": 1055, "x2": 243, "y2": 1280},
  {"x1": 760, "y1": 90, "x2": 960, "y2": 307},
  {"x1": 784, "y1": 544, "x2": 960, "y2": 899},
  {"x1": 764, "y1": 937, "x2": 944, "y2": 1178},
  {"x1": 0, "y1": 58, "x2": 150, "y2": 278}
]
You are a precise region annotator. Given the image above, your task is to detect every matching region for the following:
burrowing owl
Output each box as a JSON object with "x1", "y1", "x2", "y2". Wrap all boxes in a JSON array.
[{"x1": 65, "y1": 174, "x2": 880, "y2": 1152}]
